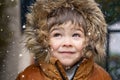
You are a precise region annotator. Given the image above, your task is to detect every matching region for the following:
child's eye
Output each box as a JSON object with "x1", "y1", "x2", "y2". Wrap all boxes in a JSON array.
[
  {"x1": 53, "y1": 33, "x2": 62, "y2": 37},
  {"x1": 72, "y1": 33, "x2": 81, "y2": 38}
]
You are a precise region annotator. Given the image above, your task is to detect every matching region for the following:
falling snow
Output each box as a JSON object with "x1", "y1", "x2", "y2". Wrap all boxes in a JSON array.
[
  {"x1": 6, "y1": 50, "x2": 9, "y2": 53},
  {"x1": 0, "y1": 3, "x2": 2, "y2": 6},
  {"x1": 0, "y1": 0, "x2": 30, "y2": 80},
  {"x1": 22, "y1": 25, "x2": 26, "y2": 29},
  {"x1": 88, "y1": 32, "x2": 91, "y2": 35},
  {"x1": 11, "y1": 0, "x2": 14, "y2": 2},
  {"x1": 7, "y1": 15, "x2": 10, "y2": 18},
  {"x1": 0, "y1": 0, "x2": 120, "y2": 80},
  {"x1": 12, "y1": 41, "x2": 15, "y2": 44},
  {"x1": 0, "y1": 28, "x2": 3, "y2": 32},
  {"x1": 22, "y1": 75, "x2": 25, "y2": 78},
  {"x1": 19, "y1": 54, "x2": 23, "y2": 57}
]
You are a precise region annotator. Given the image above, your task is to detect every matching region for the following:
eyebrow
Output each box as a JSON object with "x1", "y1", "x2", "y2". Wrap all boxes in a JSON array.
[
  {"x1": 49, "y1": 27, "x2": 63, "y2": 33},
  {"x1": 72, "y1": 27, "x2": 84, "y2": 33},
  {"x1": 49, "y1": 24, "x2": 84, "y2": 33}
]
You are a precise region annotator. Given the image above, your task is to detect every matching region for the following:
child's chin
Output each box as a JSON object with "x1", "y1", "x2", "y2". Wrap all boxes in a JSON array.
[{"x1": 60, "y1": 60, "x2": 74, "y2": 67}]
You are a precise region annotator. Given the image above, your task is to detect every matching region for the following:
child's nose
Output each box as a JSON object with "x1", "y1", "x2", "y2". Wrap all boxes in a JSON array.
[{"x1": 62, "y1": 37, "x2": 72, "y2": 47}]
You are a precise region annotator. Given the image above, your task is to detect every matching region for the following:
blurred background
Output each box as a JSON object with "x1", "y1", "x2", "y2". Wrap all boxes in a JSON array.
[{"x1": 0, "y1": 0, "x2": 120, "y2": 80}]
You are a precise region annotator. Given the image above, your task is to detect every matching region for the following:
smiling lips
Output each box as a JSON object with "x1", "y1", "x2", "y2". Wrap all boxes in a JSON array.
[{"x1": 59, "y1": 51, "x2": 75, "y2": 54}]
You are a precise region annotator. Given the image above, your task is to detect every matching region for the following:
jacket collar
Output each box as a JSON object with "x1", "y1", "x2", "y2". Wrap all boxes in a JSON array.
[
  {"x1": 39, "y1": 56, "x2": 94, "y2": 80},
  {"x1": 74, "y1": 57, "x2": 94, "y2": 79}
]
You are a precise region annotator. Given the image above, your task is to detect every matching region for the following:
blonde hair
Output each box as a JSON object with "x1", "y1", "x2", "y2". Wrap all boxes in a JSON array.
[{"x1": 24, "y1": 0, "x2": 107, "y2": 62}]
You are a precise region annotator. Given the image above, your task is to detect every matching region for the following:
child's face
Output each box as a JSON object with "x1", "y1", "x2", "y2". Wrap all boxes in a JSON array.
[{"x1": 49, "y1": 21, "x2": 85, "y2": 67}]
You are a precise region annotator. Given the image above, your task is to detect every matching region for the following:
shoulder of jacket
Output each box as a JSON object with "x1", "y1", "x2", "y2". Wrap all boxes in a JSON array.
[
  {"x1": 93, "y1": 63, "x2": 112, "y2": 80},
  {"x1": 16, "y1": 64, "x2": 43, "y2": 80},
  {"x1": 20, "y1": 64, "x2": 40, "y2": 73}
]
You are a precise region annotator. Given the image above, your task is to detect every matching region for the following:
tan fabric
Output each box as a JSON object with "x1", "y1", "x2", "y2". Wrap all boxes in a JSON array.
[{"x1": 16, "y1": 57, "x2": 112, "y2": 80}]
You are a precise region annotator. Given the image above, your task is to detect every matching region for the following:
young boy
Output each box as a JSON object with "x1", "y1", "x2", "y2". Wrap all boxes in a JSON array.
[{"x1": 16, "y1": 0, "x2": 112, "y2": 80}]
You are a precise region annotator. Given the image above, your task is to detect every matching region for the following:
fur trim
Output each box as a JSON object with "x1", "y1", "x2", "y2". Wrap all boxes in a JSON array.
[{"x1": 24, "y1": 0, "x2": 107, "y2": 61}]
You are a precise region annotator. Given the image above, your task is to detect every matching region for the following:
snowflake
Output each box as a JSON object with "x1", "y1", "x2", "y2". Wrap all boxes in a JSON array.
[
  {"x1": 19, "y1": 54, "x2": 23, "y2": 57},
  {"x1": 11, "y1": 0, "x2": 14, "y2": 2}
]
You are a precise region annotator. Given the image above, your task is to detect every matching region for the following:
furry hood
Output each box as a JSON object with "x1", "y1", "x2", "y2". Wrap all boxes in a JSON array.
[{"x1": 24, "y1": 0, "x2": 107, "y2": 61}]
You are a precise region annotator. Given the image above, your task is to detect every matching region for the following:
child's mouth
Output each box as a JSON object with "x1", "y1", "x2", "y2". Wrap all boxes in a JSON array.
[{"x1": 59, "y1": 51, "x2": 75, "y2": 54}]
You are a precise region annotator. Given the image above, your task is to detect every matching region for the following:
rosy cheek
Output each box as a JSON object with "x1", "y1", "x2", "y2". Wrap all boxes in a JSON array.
[
  {"x1": 75, "y1": 55, "x2": 79, "y2": 58},
  {"x1": 50, "y1": 43, "x2": 58, "y2": 50}
]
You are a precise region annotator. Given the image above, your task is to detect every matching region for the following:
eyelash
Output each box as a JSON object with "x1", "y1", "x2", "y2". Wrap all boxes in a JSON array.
[
  {"x1": 53, "y1": 33, "x2": 61, "y2": 37},
  {"x1": 51, "y1": 32, "x2": 81, "y2": 38},
  {"x1": 72, "y1": 33, "x2": 81, "y2": 37}
]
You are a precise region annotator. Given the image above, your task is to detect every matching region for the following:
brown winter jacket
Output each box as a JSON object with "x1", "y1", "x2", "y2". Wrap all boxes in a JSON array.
[{"x1": 16, "y1": 57, "x2": 112, "y2": 80}]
